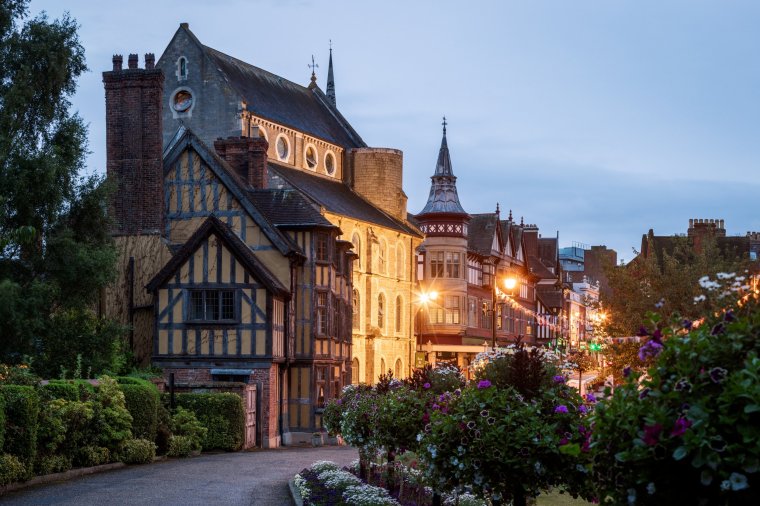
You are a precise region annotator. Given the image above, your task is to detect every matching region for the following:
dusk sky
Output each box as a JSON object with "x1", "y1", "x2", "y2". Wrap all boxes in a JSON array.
[{"x1": 30, "y1": 0, "x2": 760, "y2": 263}]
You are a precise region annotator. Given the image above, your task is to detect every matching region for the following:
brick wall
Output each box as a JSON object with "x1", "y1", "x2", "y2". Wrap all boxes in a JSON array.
[
  {"x1": 214, "y1": 134, "x2": 269, "y2": 189},
  {"x1": 103, "y1": 53, "x2": 164, "y2": 235}
]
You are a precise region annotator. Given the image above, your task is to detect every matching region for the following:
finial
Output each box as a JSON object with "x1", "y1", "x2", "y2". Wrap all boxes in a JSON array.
[
  {"x1": 495, "y1": 202, "x2": 500, "y2": 215},
  {"x1": 329, "y1": 39, "x2": 332, "y2": 52},
  {"x1": 520, "y1": 216, "x2": 524, "y2": 227},
  {"x1": 442, "y1": 116, "x2": 447, "y2": 136},
  {"x1": 508, "y1": 209, "x2": 513, "y2": 221},
  {"x1": 308, "y1": 54, "x2": 319, "y2": 83}
]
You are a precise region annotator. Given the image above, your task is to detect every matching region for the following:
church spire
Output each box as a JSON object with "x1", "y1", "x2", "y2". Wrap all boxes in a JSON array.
[
  {"x1": 417, "y1": 117, "x2": 467, "y2": 216},
  {"x1": 326, "y1": 41, "x2": 336, "y2": 107}
]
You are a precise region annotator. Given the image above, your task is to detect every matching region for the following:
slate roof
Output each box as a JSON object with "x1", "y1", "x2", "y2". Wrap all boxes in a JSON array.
[
  {"x1": 202, "y1": 45, "x2": 365, "y2": 149},
  {"x1": 468, "y1": 213, "x2": 499, "y2": 256},
  {"x1": 536, "y1": 286, "x2": 563, "y2": 310},
  {"x1": 147, "y1": 215, "x2": 289, "y2": 298},
  {"x1": 528, "y1": 256, "x2": 557, "y2": 280},
  {"x1": 538, "y1": 237, "x2": 559, "y2": 267},
  {"x1": 417, "y1": 129, "x2": 467, "y2": 216},
  {"x1": 268, "y1": 162, "x2": 422, "y2": 237},
  {"x1": 247, "y1": 189, "x2": 335, "y2": 229}
]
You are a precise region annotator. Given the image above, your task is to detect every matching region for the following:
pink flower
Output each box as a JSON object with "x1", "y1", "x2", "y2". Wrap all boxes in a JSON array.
[
  {"x1": 642, "y1": 423, "x2": 663, "y2": 446},
  {"x1": 670, "y1": 417, "x2": 692, "y2": 437}
]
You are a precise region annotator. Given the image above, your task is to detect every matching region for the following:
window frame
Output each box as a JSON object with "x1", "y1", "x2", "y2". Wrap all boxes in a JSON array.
[{"x1": 186, "y1": 289, "x2": 238, "y2": 323}]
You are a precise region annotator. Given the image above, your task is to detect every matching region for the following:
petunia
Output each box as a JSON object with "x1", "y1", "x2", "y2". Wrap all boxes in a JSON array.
[
  {"x1": 555, "y1": 405, "x2": 569, "y2": 414},
  {"x1": 586, "y1": 393, "x2": 597, "y2": 403},
  {"x1": 642, "y1": 423, "x2": 663, "y2": 446},
  {"x1": 553, "y1": 375, "x2": 566, "y2": 383},
  {"x1": 709, "y1": 367, "x2": 728, "y2": 384},
  {"x1": 477, "y1": 379, "x2": 492, "y2": 389},
  {"x1": 639, "y1": 388, "x2": 650, "y2": 399},
  {"x1": 423, "y1": 382, "x2": 431, "y2": 389},
  {"x1": 729, "y1": 472, "x2": 748, "y2": 491},
  {"x1": 674, "y1": 378, "x2": 692, "y2": 392},
  {"x1": 670, "y1": 417, "x2": 692, "y2": 437},
  {"x1": 711, "y1": 323, "x2": 725, "y2": 335},
  {"x1": 682, "y1": 319, "x2": 693, "y2": 330},
  {"x1": 638, "y1": 340, "x2": 663, "y2": 361}
]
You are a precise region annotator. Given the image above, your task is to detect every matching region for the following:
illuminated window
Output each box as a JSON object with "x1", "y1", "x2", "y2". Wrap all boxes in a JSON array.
[
  {"x1": 351, "y1": 233, "x2": 361, "y2": 270},
  {"x1": 352, "y1": 289, "x2": 360, "y2": 329},
  {"x1": 378, "y1": 293, "x2": 385, "y2": 329},
  {"x1": 395, "y1": 295, "x2": 403, "y2": 332},
  {"x1": 317, "y1": 292, "x2": 328, "y2": 335}
]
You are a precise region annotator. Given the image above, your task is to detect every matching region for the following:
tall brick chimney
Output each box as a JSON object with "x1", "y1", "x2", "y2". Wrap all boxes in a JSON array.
[
  {"x1": 103, "y1": 53, "x2": 164, "y2": 235},
  {"x1": 214, "y1": 128, "x2": 269, "y2": 189}
]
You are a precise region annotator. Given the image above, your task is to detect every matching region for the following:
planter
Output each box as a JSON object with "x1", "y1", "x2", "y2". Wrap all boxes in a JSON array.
[{"x1": 311, "y1": 433, "x2": 323, "y2": 447}]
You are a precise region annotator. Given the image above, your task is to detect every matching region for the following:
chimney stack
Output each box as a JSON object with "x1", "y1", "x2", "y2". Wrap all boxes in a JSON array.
[
  {"x1": 103, "y1": 53, "x2": 164, "y2": 235},
  {"x1": 214, "y1": 132, "x2": 269, "y2": 189}
]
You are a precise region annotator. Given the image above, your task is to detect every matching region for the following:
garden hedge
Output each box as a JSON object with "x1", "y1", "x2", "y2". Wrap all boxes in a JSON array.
[
  {"x1": 0, "y1": 385, "x2": 40, "y2": 471},
  {"x1": 119, "y1": 383, "x2": 160, "y2": 441},
  {"x1": 174, "y1": 393, "x2": 245, "y2": 451},
  {"x1": 39, "y1": 381, "x2": 80, "y2": 401}
]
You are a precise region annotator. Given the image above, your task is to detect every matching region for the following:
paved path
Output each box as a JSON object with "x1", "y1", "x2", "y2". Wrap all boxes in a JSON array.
[{"x1": 1, "y1": 446, "x2": 358, "y2": 506}]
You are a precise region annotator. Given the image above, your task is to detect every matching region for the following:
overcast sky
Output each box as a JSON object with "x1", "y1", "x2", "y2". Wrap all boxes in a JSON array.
[{"x1": 30, "y1": 0, "x2": 760, "y2": 263}]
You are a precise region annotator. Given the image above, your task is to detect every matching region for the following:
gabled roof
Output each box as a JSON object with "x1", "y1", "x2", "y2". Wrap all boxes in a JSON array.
[
  {"x1": 268, "y1": 162, "x2": 422, "y2": 237},
  {"x1": 468, "y1": 213, "x2": 501, "y2": 257},
  {"x1": 247, "y1": 189, "x2": 335, "y2": 229},
  {"x1": 147, "y1": 215, "x2": 289, "y2": 298},
  {"x1": 163, "y1": 128, "x2": 302, "y2": 258}
]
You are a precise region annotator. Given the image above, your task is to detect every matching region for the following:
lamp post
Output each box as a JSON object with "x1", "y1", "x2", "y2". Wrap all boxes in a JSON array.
[
  {"x1": 415, "y1": 291, "x2": 438, "y2": 366},
  {"x1": 491, "y1": 276, "x2": 517, "y2": 350}
]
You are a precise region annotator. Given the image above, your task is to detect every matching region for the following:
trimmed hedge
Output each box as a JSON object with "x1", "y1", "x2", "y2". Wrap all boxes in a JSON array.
[
  {"x1": 174, "y1": 393, "x2": 245, "y2": 451},
  {"x1": 121, "y1": 438, "x2": 156, "y2": 464},
  {"x1": 0, "y1": 385, "x2": 39, "y2": 471},
  {"x1": 39, "y1": 381, "x2": 80, "y2": 402},
  {"x1": 119, "y1": 383, "x2": 159, "y2": 441}
]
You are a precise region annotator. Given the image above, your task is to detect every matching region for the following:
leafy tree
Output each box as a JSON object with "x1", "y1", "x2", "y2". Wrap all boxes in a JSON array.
[
  {"x1": 603, "y1": 235, "x2": 750, "y2": 336},
  {"x1": 0, "y1": 1, "x2": 124, "y2": 374}
]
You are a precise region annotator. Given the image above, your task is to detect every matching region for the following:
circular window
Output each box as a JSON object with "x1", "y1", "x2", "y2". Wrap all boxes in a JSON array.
[
  {"x1": 325, "y1": 151, "x2": 336, "y2": 176},
  {"x1": 173, "y1": 90, "x2": 193, "y2": 112},
  {"x1": 304, "y1": 145, "x2": 318, "y2": 170},
  {"x1": 276, "y1": 135, "x2": 290, "y2": 161}
]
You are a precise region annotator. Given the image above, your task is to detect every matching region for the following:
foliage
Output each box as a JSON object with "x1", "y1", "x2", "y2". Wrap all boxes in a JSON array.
[
  {"x1": 603, "y1": 235, "x2": 750, "y2": 336},
  {"x1": 120, "y1": 438, "x2": 156, "y2": 465},
  {"x1": 0, "y1": 393, "x2": 4, "y2": 449},
  {"x1": 0, "y1": 385, "x2": 39, "y2": 475},
  {"x1": 155, "y1": 403, "x2": 172, "y2": 455},
  {"x1": 0, "y1": 1, "x2": 121, "y2": 377},
  {"x1": 55, "y1": 399, "x2": 93, "y2": 465},
  {"x1": 374, "y1": 385, "x2": 429, "y2": 457},
  {"x1": 169, "y1": 407, "x2": 206, "y2": 454},
  {"x1": 167, "y1": 436, "x2": 196, "y2": 458},
  {"x1": 118, "y1": 382, "x2": 159, "y2": 441},
  {"x1": 0, "y1": 363, "x2": 39, "y2": 386},
  {"x1": 322, "y1": 398, "x2": 343, "y2": 436},
  {"x1": 34, "y1": 454, "x2": 70, "y2": 475},
  {"x1": 0, "y1": 453, "x2": 27, "y2": 485},
  {"x1": 406, "y1": 363, "x2": 465, "y2": 394},
  {"x1": 474, "y1": 345, "x2": 555, "y2": 401},
  {"x1": 602, "y1": 340, "x2": 643, "y2": 384},
  {"x1": 34, "y1": 398, "x2": 69, "y2": 472},
  {"x1": 75, "y1": 446, "x2": 110, "y2": 467},
  {"x1": 590, "y1": 278, "x2": 760, "y2": 505},
  {"x1": 174, "y1": 393, "x2": 243, "y2": 451},
  {"x1": 38, "y1": 381, "x2": 80, "y2": 401},
  {"x1": 90, "y1": 376, "x2": 132, "y2": 458}
]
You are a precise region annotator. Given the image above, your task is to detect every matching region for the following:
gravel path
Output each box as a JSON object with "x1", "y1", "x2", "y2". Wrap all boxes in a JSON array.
[{"x1": 0, "y1": 446, "x2": 358, "y2": 506}]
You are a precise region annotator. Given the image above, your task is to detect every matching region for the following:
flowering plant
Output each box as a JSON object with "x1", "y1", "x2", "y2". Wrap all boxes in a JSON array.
[{"x1": 590, "y1": 277, "x2": 760, "y2": 504}]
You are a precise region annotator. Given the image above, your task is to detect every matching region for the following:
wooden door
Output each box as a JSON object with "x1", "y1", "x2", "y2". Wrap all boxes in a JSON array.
[{"x1": 244, "y1": 384, "x2": 257, "y2": 449}]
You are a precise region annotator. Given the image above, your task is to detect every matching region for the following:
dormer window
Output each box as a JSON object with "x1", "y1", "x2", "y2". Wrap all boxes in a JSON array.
[
  {"x1": 276, "y1": 134, "x2": 290, "y2": 162},
  {"x1": 177, "y1": 57, "x2": 188, "y2": 81}
]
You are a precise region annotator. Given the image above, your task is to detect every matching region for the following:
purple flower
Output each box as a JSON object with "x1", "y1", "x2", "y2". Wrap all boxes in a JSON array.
[
  {"x1": 709, "y1": 367, "x2": 728, "y2": 384},
  {"x1": 639, "y1": 388, "x2": 650, "y2": 399},
  {"x1": 637, "y1": 326, "x2": 649, "y2": 337},
  {"x1": 724, "y1": 309, "x2": 735, "y2": 322},
  {"x1": 711, "y1": 323, "x2": 725, "y2": 335},
  {"x1": 579, "y1": 405, "x2": 588, "y2": 414},
  {"x1": 423, "y1": 382, "x2": 431, "y2": 389},
  {"x1": 555, "y1": 405, "x2": 569, "y2": 414},
  {"x1": 655, "y1": 298, "x2": 665, "y2": 308},
  {"x1": 674, "y1": 378, "x2": 692, "y2": 392},
  {"x1": 337, "y1": 399, "x2": 342, "y2": 405},
  {"x1": 487, "y1": 417, "x2": 496, "y2": 425},
  {"x1": 586, "y1": 393, "x2": 597, "y2": 403},
  {"x1": 670, "y1": 417, "x2": 692, "y2": 437},
  {"x1": 477, "y1": 380, "x2": 492, "y2": 389},
  {"x1": 651, "y1": 328, "x2": 663, "y2": 343},
  {"x1": 480, "y1": 409, "x2": 489, "y2": 417},
  {"x1": 553, "y1": 375, "x2": 566, "y2": 383},
  {"x1": 623, "y1": 367, "x2": 632, "y2": 378},
  {"x1": 682, "y1": 319, "x2": 693, "y2": 330},
  {"x1": 466, "y1": 421, "x2": 476, "y2": 430},
  {"x1": 638, "y1": 340, "x2": 663, "y2": 361},
  {"x1": 642, "y1": 424, "x2": 663, "y2": 446}
]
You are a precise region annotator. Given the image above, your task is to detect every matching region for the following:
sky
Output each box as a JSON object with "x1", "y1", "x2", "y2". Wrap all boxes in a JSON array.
[{"x1": 29, "y1": 0, "x2": 760, "y2": 263}]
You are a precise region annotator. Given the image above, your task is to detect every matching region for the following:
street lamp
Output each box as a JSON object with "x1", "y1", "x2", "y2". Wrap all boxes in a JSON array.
[
  {"x1": 491, "y1": 275, "x2": 518, "y2": 350},
  {"x1": 415, "y1": 291, "x2": 438, "y2": 367}
]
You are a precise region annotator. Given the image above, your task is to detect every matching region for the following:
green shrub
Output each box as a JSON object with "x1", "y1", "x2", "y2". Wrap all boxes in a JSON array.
[
  {"x1": 0, "y1": 393, "x2": 5, "y2": 450},
  {"x1": 0, "y1": 385, "x2": 39, "y2": 472},
  {"x1": 0, "y1": 453, "x2": 26, "y2": 485},
  {"x1": 91, "y1": 376, "x2": 132, "y2": 458},
  {"x1": 38, "y1": 381, "x2": 80, "y2": 401},
  {"x1": 57, "y1": 400, "x2": 94, "y2": 462},
  {"x1": 0, "y1": 364, "x2": 40, "y2": 386},
  {"x1": 115, "y1": 376, "x2": 152, "y2": 386},
  {"x1": 155, "y1": 403, "x2": 172, "y2": 455},
  {"x1": 167, "y1": 435, "x2": 196, "y2": 458},
  {"x1": 175, "y1": 393, "x2": 244, "y2": 451},
  {"x1": 75, "y1": 446, "x2": 110, "y2": 467},
  {"x1": 170, "y1": 407, "x2": 206, "y2": 453},
  {"x1": 35, "y1": 398, "x2": 68, "y2": 468},
  {"x1": 119, "y1": 383, "x2": 159, "y2": 441},
  {"x1": 35, "y1": 454, "x2": 71, "y2": 475},
  {"x1": 120, "y1": 438, "x2": 156, "y2": 465}
]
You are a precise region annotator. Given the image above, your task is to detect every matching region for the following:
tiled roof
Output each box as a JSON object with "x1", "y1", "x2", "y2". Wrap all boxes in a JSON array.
[
  {"x1": 527, "y1": 255, "x2": 557, "y2": 280},
  {"x1": 203, "y1": 46, "x2": 365, "y2": 149},
  {"x1": 536, "y1": 287, "x2": 563, "y2": 310},
  {"x1": 268, "y1": 162, "x2": 422, "y2": 237},
  {"x1": 468, "y1": 213, "x2": 498, "y2": 256},
  {"x1": 147, "y1": 215, "x2": 289, "y2": 298},
  {"x1": 247, "y1": 189, "x2": 335, "y2": 229}
]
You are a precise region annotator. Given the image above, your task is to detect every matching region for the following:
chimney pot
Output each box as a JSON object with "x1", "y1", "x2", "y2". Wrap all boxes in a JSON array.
[
  {"x1": 112, "y1": 54, "x2": 123, "y2": 71},
  {"x1": 180, "y1": 22, "x2": 189, "y2": 29},
  {"x1": 145, "y1": 53, "x2": 155, "y2": 70},
  {"x1": 128, "y1": 53, "x2": 138, "y2": 69}
]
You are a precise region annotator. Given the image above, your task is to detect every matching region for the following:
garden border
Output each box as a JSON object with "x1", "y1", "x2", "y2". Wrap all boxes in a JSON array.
[{"x1": 288, "y1": 478, "x2": 304, "y2": 506}]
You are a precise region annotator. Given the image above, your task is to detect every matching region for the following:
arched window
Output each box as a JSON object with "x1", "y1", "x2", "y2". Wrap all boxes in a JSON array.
[
  {"x1": 377, "y1": 293, "x2": 385, "y2": 329},
  {"x1": 395, "y1": 295, "x2": 403, "y2": 333},
  {"x1": 380, "y1": 358, "x2": 386, "y2": 377},
  {"x1": 396, "y1": 244, "x2": 405, "y2": 279},
  {"x1": 352, "y1": 358, "x2": 360, "y2": 384},
  {"x1": 352, "y1": 233, "x2": 361, "y2": 271},
  {"x1": 395, "y1": 358, "x2": 403, "y2": 379},
  {"x1": 177, "y1": 57, "x2": 188, "y2": 80},
  {"x1": 352, "y1": 289, "x2": 360, "y2": 329},
  {"x1": 378, "y1": 238, "x2": 387, "y2": 274}
]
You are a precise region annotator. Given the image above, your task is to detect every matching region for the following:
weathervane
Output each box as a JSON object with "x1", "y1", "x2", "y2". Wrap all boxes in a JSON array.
[
  {"x1": 309, "y1": 54, "x2": 319, "y2": 83},
  {"x1": 442, "y1": 115, "x2": 447, "y2": 135}
]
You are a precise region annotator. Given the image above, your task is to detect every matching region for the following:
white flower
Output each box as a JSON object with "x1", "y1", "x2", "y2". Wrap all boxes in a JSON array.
[
  {"x1": 694, "y1": 294, "x2": 707, "y2": 303},
  {"x1": 646, "y1": 482, "x2": 656, "y2": 495}
]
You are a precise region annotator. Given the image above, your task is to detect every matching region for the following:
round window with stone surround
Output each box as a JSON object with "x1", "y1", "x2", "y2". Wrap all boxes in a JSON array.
[
  {"x1": 173, "y1": 90, "x2": 193, "y2": 112},
  {"x1": 324, "y1": 151, "x2": 336, "y2": 176},
  {"x1": 304, "y1": 144, "x2": 318, "y2": 170},
  {"x1": 276, "y1": 134, "x2": 290, "y2": 162}
]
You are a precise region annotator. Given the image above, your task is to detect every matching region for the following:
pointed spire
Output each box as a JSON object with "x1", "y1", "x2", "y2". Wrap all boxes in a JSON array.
[
  {"x1": 326, "y1": 40, "x2": 336, "y2": 107},
  {"x1": 496, "y1": 203, "x2": 500, "y2": 215},
  {"x1": 418, "y1": 118, "x2": 467, "y2": 215}
]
